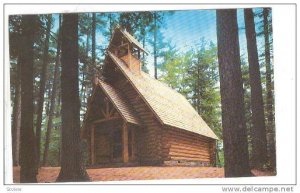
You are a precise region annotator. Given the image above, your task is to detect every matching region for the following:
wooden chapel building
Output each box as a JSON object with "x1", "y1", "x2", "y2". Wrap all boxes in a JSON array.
[{"x1": 81, "y1": 27, "x2": 218, "y2": 167}]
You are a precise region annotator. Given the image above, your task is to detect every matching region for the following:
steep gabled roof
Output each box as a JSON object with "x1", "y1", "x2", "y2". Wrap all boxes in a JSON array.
[
  {"x1": 97, "y1": 79, "x2": 141, "y2": 125},
  {"x1": 107, "y1": 51, "x2": 218, "y2": 140},
  {"x1": 109, "y1": 27, "x2": 149, "y2": 54}
]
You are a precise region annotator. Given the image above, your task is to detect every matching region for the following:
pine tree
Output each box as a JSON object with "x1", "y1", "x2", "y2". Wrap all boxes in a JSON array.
[
  {"x1": 263, "y1": 8, "x2": 276, "y2": 171},
  {"x1": 42, "y1": 15, "x2": 61, "y2": 166},
  {"x1": 19, "y1": 15, "x2": 38, "y2": 183},
  {"x1": 11, "y1": 58, "x2": 21, "y2": 166},
  {"x1": 56, "y1": 13, "x2": 90, "y2": 182},
  {"x1": 92, "y1": 13, "x2": 96, "y2": 70},
  {"x1": 35, "y1": 15, "x2": 52, "y2": 166},
  {"x1": 244, "y1": 8, "x2": 268, "y2": 169},
  {"x1": 9, "y1": 15, "x2": 22, "y2": 166},
  {"x1": 216, "y1": 9, "x2": 251, "y2": 177},
  {"x1": 153, "y1": 12, "x2": 158, "y2": 79},
  {"x1": 150, "y1": 12, "x2": 165, "y2": 79}
]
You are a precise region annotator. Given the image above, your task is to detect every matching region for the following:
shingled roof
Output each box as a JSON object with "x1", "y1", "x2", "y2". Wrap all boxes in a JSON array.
[
  {"x1": 96, "y1": 79, "x2": 141, "y2": 125},
  {"x1": 107, "y1": 51, "x2": 218, "y2": 140}
]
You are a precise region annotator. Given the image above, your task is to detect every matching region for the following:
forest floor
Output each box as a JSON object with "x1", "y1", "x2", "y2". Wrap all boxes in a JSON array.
[{"x1": 13, "y1": 166, "x2": 275, "y2": 183}]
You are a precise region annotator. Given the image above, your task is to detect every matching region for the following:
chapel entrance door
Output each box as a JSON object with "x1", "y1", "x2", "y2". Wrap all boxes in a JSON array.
[
  {"x1": 95, "y1": 131, "x2": 110, "y2": 164},
  {"x1": 112, "y1": 127, "x2": 123, "y2": 163}
]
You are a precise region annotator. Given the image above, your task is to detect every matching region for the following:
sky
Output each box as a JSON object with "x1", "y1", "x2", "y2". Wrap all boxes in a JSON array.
[
  {"x1": 159, "y1": 8, "x2": 263, "y2": 51},
  {"x1": 161, "y1": 10, "x2": 218, "y2": 51},
  {"x1": 147, "y1": 8, "x2": 265, "y2": 76}
]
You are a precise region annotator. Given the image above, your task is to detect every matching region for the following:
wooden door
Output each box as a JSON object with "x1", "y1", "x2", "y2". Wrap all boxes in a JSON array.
[
  {"x1": 96, "y1": 134, "x2": 111, "y2": 164},
  {"x1": 128, "y1": 127, "x2": 137, "y2": 162},
  {"x1": 112, "y1": 128, "x2": 123, "y2": 162}
]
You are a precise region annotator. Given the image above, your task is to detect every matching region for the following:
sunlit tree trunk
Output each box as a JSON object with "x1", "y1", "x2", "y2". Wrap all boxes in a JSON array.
[
  {"x1": 35, "y1": 15, "x2": 52, "y2": 166},
  {"x1": 42, "y1": 15, "x2": 61, "y2": 166},
  {"x1": 263, "y1": 8, "x2": 276, "y2": 171},
  {"x1": 12, "y1": 57, "x2": 21, "y2": 166}
]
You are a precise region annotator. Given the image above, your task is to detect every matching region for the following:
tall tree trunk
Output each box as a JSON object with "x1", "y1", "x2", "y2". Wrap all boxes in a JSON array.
[
  {"x1": 42, "y1": 15, "x2": 61, "y2": 166},
  {"x1": 35, "y1": 15, "x2": 52, "y2": 166},
  {"x1": 263, "y1": 8, "x2": 274, "y2": 133},
  {"x1": 19, "y1": 15, "x2": 38, "y2": 183},
  {"x1": 83, "y1": 14, "x2": 91, "y2": 97},
  {"x1": 81, "y1": 31, "x2": 90, "y2": 109},
  {"x1": 12, "y1": 57, "x2": 21, "y2": 166},
  {"x1": 90, "y1": 12, "x2": 96, "y2": 96},
  {"x1": 56, "y1": 13, "x2": 90, "y2": 182},
  {"x1": 142, "y1": 37, "x2": 145, "y2": 62},
  {"x1": 244, "y1": 9, "x2": 268, "y2": 169},
  {"x1": 216, "y1": 9, "x2": 251, "y2": 177},
  {"x1": 153, "y1": 12, "x2": 158, "y2": 79},
  {"x1": 263, "y1": 8, "x2": 276, "y2": 171},
  {"x1": 57, "y1": 146, "x2": 61, "y2": 166},
  {"x1": 92, "y1": 13, "x2": 96, "y2": 68},
  {"x1": 196, "y1": 63, "x2": 201, "y2": 114},
  {"x1": 109, "y1": 13, "x2": 113, "y2": 39},
  {"x1": 45, "y1": 84, "x2": 52, "y2": 116}
]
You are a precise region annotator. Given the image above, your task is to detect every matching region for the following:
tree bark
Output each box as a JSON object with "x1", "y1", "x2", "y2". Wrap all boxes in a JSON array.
[
  {"x1": 35, "y1": 15, "x2": 52, "y2": 166},
  {"x1": 196, "y1": 62, "x2": 201, "y2": 114},
  {"x1": 142, "y1": 37, "x2": 145, "y2": 63},
  {"x1": 45, "y1": 84, "x2": 52, "y2": 116},
  {"x1": 153, "y1": 12, "x2": 158, "y2": 79},
  {"x1": 82, "y1": 31, "x2": 90, "y2": 106},
  {"x1": 244, "y1": 9, "x2": 268, "y2": 169},
  {"x1": 89, "y1": 12, "x2": 96, "y2": 96},
  {"x1": 264, "y1": 8, "x2": 274, "y2": 127},
  {"x1": 42, "y1": 15, "x2": 61, "y2": 166},
  {"x1": 263, "y1": 8, "x2": 276, "y2": 171},
  {"x1": 12, "y1": 57, "x2": 21, "y2": 166},
  {"x1": 56, "y1": 13, "x2": 90, "y2": 182},
  {"x1": 92, "y1": 13, "x2": 96, "y2": 68},
  {"x1": 19, "y1": 15, "x2": 38, "y2": 183},
  {"x1": 109, "y1": 13, "x2": 113, "y2": 38},
  {"x1": 216, "y1": 9, "x2": 251, "y2": 177}
]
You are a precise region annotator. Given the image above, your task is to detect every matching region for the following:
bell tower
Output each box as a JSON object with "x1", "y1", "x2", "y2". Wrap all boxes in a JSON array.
[{"x1": 108, "y1": 27, "x2": 148, "y2": 74}]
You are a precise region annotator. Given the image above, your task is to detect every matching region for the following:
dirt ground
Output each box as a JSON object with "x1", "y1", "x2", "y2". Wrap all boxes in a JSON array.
[{"x1": 13, "y1": 166, "x2": 275, "y2": 183}]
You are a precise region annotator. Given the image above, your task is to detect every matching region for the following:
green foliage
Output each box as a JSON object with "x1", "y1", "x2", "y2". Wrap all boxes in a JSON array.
[
  {"x1": 41, "y1": 124, "x2": 61, "y2": 166},
  {"x1": 160, "y1": 38, "x2": 224, "y2": 166},
  {"x1": 160, "y1": 38, "x2": 221, "y2": 138}
]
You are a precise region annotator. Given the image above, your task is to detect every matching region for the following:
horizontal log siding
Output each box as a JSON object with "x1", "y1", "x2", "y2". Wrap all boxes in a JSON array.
[
  {"x1": 114, "y1": 79, "x2": 163, "y2": 164},
  {"x1": 162, "y1": 126, "x2": 216, "y2": 165}
]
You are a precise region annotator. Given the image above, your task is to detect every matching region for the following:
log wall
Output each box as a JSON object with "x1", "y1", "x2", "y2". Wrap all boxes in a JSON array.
[{"x1": 162, "y1": 126, "x2": 216, "y2": 166}]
